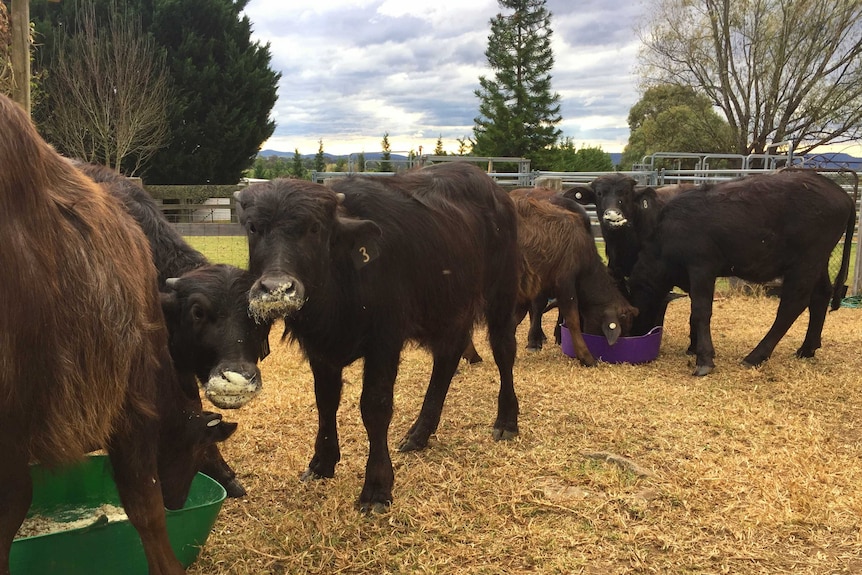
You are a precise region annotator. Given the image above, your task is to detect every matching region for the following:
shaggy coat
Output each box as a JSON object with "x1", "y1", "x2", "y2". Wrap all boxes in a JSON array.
[
  {"x1": 627, "y1": 170, "x2": 856, "y2": 375},
  {"x1": 510, "y1": 192, "x2": 637, "y2": 366},
  {"x1": 508, "y1": 187, "x2": 595, "y2": 352},
  {"x1": 72, "y1": 161, "x2": 271, "y2": 497},
  {"x1": 0, "y1": 93, "x2": 230, "y2": 575},
  {"x1": 236, "y1": 162, "x2": 520, "y2": 512}
]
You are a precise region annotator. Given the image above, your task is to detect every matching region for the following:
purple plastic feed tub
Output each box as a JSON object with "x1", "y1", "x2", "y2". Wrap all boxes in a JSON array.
[{"x1": 561, "y1": 324, "x2": 663, "y2": 364}]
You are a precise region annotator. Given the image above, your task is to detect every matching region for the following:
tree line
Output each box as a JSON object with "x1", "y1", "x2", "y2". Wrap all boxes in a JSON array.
[{"x1": 2, "y1": 0, "x2": 860, "y2": 182}]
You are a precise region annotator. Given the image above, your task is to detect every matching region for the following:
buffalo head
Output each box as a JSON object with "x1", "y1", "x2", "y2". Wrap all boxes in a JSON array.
[
  {"x1": 161, "y1": 264, "x2": 270, "y2": 409},
  {"x1": 235, "y1": 180, "x2": 382, "y2": 323}
]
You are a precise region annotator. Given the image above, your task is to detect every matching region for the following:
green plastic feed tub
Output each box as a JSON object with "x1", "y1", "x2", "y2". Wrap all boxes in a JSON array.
[{"x1": 10, "y1": 455, "x2": 226, "y2": 575}]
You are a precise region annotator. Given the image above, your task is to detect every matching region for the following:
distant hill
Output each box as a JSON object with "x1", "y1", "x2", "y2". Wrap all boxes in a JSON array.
[
  {"x1": 258, "y1": 149, "x2": 622, "y2": 167},
  {"x1": 258, "y1": 149, "x2": 407, "y2": 161},
  {"x1": 257, "y1": 149, "x2": 859, "y2": 169}
]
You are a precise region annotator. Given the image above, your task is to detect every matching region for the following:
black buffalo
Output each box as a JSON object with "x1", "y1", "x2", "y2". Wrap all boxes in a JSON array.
[
  {"x1": 627, "y1": 170, "x2": 856, "y2": 375},
  {"x1": 236, "y1": 162, "x2": 520, "y2": 512},
  {"x1": 73, "y1": 161, "x2": 270, "y2": 497},
  {"x1": 568, "y1": 174, "x2": 693, "y2": 297}
]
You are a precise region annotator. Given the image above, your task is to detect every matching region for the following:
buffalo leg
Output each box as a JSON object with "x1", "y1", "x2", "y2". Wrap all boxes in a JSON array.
[
  {"x1": 743, "y1": 273, "x2": 813, "y2": 367},
  {"x1": 486, "y1": 293, "x2": 519, "y2": 442},
  {"x1": 0, "y1": 445, "x2": 31, "y2": 575},
  {"x1": 797, "y1": 268, "x2": 832, "y2": 358},
  {"x1": 560, "y1": 301, "x2": 596, "y2": 367},
  {"x1": 199, "y1": 443, "x2": 246, "y2": 498},
  {"x1": 687, "y1": 270, "x2": 719, "y2": 376},
  {"x1": 359, "y1": 344, "x2": 401, "y2": 513},
  {"x1": 400, "y1": 339, "x2": 464, "y2": 452},
  {"x1": 553, "y1": 309, "x2": 564, "y2": 345},
  {"x1": 302, "y1": 360, "x2": 344, "y2": 481},
  {"x1": 526, "y1": 295, "x2": 549, "y2": 351},
  {"x1": 109, "y1": 431, "x2": 184, "y2": 575}
]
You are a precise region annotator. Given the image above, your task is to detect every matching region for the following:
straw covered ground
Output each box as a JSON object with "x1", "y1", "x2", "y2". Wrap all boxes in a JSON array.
[{"x1": 188, "y1": 290, "x2": 862, "y2": 575}]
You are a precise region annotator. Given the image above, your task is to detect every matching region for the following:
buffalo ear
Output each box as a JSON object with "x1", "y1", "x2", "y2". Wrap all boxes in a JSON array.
[
  {"x1": 336, "y1": 217, "x2": 383, "y2": 269},
  {"x1": 160, "y1": 290, "x2": 179, "y2": 321},
  {"x1": 200, "y1": 412, "x2": 238, "y2": 442},
  {"x1": 602, "y1": 318, "x2": 623, "y2": 346},
  {"x1": 563, "y1": 185, "x2": 595, "y2": 205},
  {"x1": 634, "y1": 186, "x2": 659, "y2": 210}
]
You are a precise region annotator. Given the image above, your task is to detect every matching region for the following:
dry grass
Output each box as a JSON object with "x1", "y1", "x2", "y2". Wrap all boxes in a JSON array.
[{"x1": 187, "y1": 292, "x2": 862, "y2": 575}]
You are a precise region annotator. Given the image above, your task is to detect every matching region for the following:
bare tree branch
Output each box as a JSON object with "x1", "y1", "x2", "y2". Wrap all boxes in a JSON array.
[
  {"x1": 638, "y1": 0, "x2": 862, "y2": 155},
  {"x1": 43, "y1": 1, "x2": 170, "y2": 174}
]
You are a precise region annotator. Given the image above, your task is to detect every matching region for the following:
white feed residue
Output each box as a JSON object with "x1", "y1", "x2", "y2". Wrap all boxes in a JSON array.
[{"x1": 15, "y1": 503, "x2": 128, "y2": 539}]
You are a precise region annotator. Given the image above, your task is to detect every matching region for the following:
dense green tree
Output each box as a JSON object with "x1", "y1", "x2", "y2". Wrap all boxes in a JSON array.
[
  {"x1": 313, "y1": 139, "x2": 326, "y2": 173},
  {"x1": 143, "y1": 0, "x2": 279, "y2": 183},
  {"x1": 356, "y1": 151, "x2": 366, "y2": 172},
  {"x1": 290, "y1": 148, "x2": 304, "y2": 179},
  {"x1": 620, "y1": 85, "x2": 734, "y2": 169},
  {"x1": 31, "y1": 0, "x2": 280, "y2": 183},
  {"x1": 472, "y1": 0, "x2": 561, "y2": 169},
  {"x1": 548, "y1": 138, "x2": 614, "y2": 172},
  {"x1": 380, "y1": 132, "x2": 392, "y2": 172},
  {"x1": 249, "y1": 155, "x2": 290, "y2": 179}
]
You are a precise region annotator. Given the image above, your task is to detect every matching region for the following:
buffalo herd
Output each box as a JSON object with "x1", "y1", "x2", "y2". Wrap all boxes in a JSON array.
[{"x1": 0, "y1": 89, "x2": 857, "y2": 572}]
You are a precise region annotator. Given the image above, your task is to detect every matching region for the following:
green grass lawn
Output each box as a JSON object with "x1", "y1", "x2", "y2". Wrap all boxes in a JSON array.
[{"x1": 184, "y1": 236, "x2": 249, "y2": 268}]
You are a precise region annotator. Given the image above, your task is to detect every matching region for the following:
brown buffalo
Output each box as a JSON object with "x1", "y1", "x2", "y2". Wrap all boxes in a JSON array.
[
  {"x1": 0, "y1": 93, "x2": 230, "y2": 574},
  {"x1": 510, "y1": 190, "x2": 637, "y2": 366}
]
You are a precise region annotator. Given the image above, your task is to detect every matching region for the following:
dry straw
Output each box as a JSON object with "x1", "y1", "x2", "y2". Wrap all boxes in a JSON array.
[{"x1": 188, "y1": 291, "x2": 862, "y2": 575}]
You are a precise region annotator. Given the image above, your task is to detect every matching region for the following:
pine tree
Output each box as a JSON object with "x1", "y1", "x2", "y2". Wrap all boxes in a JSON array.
[
  {"x1": 472, "y1": 0, "x2": 561, "y2": 169},
  {"x1": 434, "y1": 135, "x2": 446, "y2": 156},
  {"x1": 291, "y1": 148, "x2": 304, "y2": 179},
  {"x1": 143, "y1": 0, "x2": 279, "y2": 183},
  {"x1": 314, "y1": 139, "x2": 326, "y2": 173},
  {"x1": 380, "y1": 132, "x2": 392, "y2": 172}
]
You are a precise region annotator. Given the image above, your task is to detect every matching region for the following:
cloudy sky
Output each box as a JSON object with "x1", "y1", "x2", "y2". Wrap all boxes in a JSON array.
[{"x1": 240, "y1": 0, "x2": 648, "y2": 156}]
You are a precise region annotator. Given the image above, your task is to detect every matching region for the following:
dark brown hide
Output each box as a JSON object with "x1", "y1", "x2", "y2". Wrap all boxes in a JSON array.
[
  {"x1": 0, "y1": 94, "x2": 228, "y2": 574},
  {"x1": 509, "y1": 187, "x2": 594, "y2": 351},
  {"x1": 237, "y1": 162, "x2": 520, "y2": 512},
  {"x1": 510, "y1": 193, "x2": 637, "y2": 366}
]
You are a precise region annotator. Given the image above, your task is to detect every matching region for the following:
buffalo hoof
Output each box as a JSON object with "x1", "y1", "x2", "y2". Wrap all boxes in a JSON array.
[
  {"x1": 692, "y1": 365, "x2": 714, "y2": 377},
  {"x1": 397, "y1": 435, "x2": 428, "y2": 453},
  {"x1": 299, "y1": 468, "x2": 325, "y2": 482},
  {"x1": 492, "y1": 428, "x2": 518, "y2": 441},
  {"x1": 526, "y1": 344, "x2": 542, "y2": 352},
  {"x1": 795, "y1": 348, "x2": 816, "y2": 359},
  {"x1": 222, "y1": 477, "x2": 247, "y2": 498},
  {"x1": 356, "y1": 500, "x2": 391, "y2": 514},
  {"x1": 741, "y1": 353, "x2": 768, "y2": 367}
]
